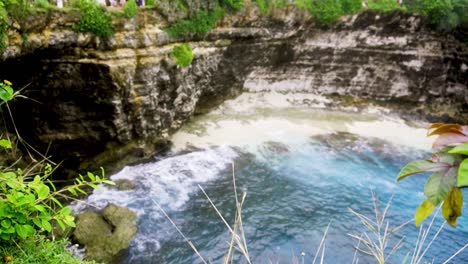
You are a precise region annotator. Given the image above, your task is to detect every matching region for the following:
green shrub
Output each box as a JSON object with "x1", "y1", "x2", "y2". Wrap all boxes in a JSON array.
[
  {"x1": 33, "y1": 0, "x2": 51, "y2": 9},
  {"x1": 253, "y1": 0, "x2": 269, "y2": 13},
  {"x1": 145, "y1": 0, "x2": 156, "y2": 6},
  {"x1": 164, "y1": 8, "x2": 224, "y2": 37},
  {"x1": 175, "y1": 0, "x2": 188, "y2": 11},
  {"x1": 1, "y1": 0, "x2": 29, "y2": 19},
  {"x1": 0, "y1": 236, "x2": 96, "y2": 264},
  {"x1": 408, "y1": 0, "x2": 468, "y2": 30},
  {"x1": 72, "y1": 0, "x2": 113, "y2": 37},
  {"x1": 0, "y1": 2, "x2": 7, "y2": 51},
  {"x1": 341, "y1": 0, "x2": 362, "y2": 14},
  {"x1": 123, "y1": 0, "x2": 137, "y2": 18},
  {"x1": 367, "y1": 0, "x2": 401, "y2": 12},
  {"x1": 169, "y1": 43, "x2": 193, "y2": 67},
  {"x1": 252, "y1": 0, "x2": 289, "y2": 14},
  {"x1": 296, "y1": 0, "x2": 345, "y2": 24},
  {"x1": 219, "y1": 0, "x2": 244, "y2": 10},
  {"x1": 0, "y1": 166, "x2": 112, "y2": 241}
]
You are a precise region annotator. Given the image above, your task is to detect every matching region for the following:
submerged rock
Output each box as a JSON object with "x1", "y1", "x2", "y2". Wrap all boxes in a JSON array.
[
  {"x1": 73, "y1": 204, "x2": 137, "y2": 263},
  {"x1": 114, "y1": 179, "x2": 136, "y2": 191}
]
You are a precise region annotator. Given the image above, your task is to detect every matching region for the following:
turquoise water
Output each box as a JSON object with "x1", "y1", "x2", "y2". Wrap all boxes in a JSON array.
[{"x1": 75, "y1": 107, "x2": 468, "y2": 263}]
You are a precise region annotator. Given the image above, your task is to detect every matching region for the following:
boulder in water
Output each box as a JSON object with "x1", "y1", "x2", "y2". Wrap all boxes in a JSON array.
[{"x1": 73, "y1": 204, "x2": 137, "y2": 263}]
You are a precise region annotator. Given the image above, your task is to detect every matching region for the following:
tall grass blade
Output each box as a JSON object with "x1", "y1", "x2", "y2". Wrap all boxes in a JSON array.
[{"x1": 150, "y1": 198, "x2": 208, "y2": 264}]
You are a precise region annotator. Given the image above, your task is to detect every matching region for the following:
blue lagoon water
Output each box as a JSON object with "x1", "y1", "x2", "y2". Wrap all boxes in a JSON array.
[{"x1": 75, "y1": 95, "x2": 468, "y2": 264}]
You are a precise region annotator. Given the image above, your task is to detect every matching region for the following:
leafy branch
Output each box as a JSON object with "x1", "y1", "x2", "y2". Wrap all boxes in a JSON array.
[{"x1": 397, "y1": 123, "x2": 468, "y2": 227}]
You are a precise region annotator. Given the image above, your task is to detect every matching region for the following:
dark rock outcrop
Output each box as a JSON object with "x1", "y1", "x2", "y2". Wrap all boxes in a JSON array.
[{"x1": 0, "y1": 8, "x2": 466, "y2": 167}]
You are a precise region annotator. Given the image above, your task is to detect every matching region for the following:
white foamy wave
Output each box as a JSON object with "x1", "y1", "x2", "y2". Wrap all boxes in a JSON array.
[
  {"x1": 71, "y1": 146, "x2": 239, "y2": 213},
  {"x1": 346, "y1": 119, "x2": 432, "y2": 150}
]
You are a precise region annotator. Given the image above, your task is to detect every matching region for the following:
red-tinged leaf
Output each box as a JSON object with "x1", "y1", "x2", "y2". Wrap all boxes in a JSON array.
[
  {"x1": 429, "y1": 123, "x2": 448, "y2": 129},
  {"x1": 432, "y1": 133, "x2": 468, "y2": 149},
  {"x1": 428, "y1": 124, "x2": 462, "y2": 136},
  {"x1": 431, "y1": 153, "x2": 461, "y2": 165},
  {"x1": 396, "y1": 160, "x2": 451, "y2": 181},
  {"x1": 460, "y1": 126, "x2": 468, "y2": 136}
]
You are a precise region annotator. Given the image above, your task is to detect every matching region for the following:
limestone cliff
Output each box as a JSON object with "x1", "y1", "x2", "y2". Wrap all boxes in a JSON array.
[{"x1": 0, "y1": 7, "x2": 466, "y2": 168}]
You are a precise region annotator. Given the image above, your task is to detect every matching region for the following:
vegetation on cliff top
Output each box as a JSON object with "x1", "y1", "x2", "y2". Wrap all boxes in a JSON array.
[
  {"x1": 72, "y1": 0, "x2": 113, "y2": 37},
  {"x1": 0, "y1": 0, "x2": 466, "y2": 50},
  {"x1": 165, "y1": 7, "x2": 225, "y2": 38},
  {"x1": 163, "y1": 0, "x2": 467, "y2": 38}
]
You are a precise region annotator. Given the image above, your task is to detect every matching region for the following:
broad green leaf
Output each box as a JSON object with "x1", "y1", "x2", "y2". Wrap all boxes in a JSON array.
[
  {"x1": 36, "y1": 184, "x2": 50, "y2": 200},
  {"x1": 68, "y1": 187, "x2": 77, "y2": 196},
  {"x1": 1, "y1": 219, "x2": 11, "y2": 228},
  {"x1": 5, "y1": 178, "x2": 22, "y2": 189},
  {"x1": 0, "y1": 234, "x2": 11, "y2": 240},
  {"x1": 87, "y1": 171, "x2": 96, "y2": 181},
  {"x1": 13, "y1": 212, "x2": 27, "y2": 223},
  {"x1": 56, "y1": 219, "x2": 65, "y2": 231},
  {"x1": 15, "y1": 224, "x2": 35, "y2": 238},
  {"x1": 0, "y1": 139, "x2": 11, "y2": 149},
  {"x1": 1, "y1": 171, "x2": 17, "y2": 180},
  {"x1": 33, "y1": 218, "x2": 42, "y2": 228},
  {"x1": 62, "y1": 215, "x2": 75, "y2": 228},
  {"x1": 47, "y1": 180, "x2": 57, "y2": 192},
  {"x1": 34, "y1": 205, "x2": 46, "y2": 212},
  {"x1": 60, "y1": 207, "x2": 71, "y2": 215},
  {"x1": 75, "y1": 187, "x2": 87, "y2": 195},
  {"x1": 39, "y1": 211, "x2": 51, "y2": 219},
  {"x1": 424, "y1": 169, "x2": 457, "y2": 206},
  {"x1": 103, "y1": 180, "x2": 115, "y2": 185},
  {"x1": 6, "y1": 194, "x2": 17, "y2": 204},
  {"x1": 88, "y1": 183, "x2": 98, "y2": 189},
  {"x1": 50, "y1": 197, "x2": 63, "y2": 207},
  {"x1": 458, "y1": 158, "x2": 468, "y2": 187},
  {"x1": 0, "y1": 86, "x2": 14, "y2": 102},
  {"x1": 442, "y1": 187, "x2": 463, "y2": 227},
  {"x1": 0, "y1": 203, "x2": 8, "y2": 216},
  {"x1": 396, "y1": 160, "x2": 450, "y2": 181},
  {"x1": 2, "y1": 226, "x2": 15, "y2": 234},
  {"x1": 34, "y1": 175, "x2": 41, "y2": 183},
  {"x1": 415, "y1": 200, "x2": 435, "y2": 226},
  {"x1": 18, "y1": 194, "x2": 36, "y2": 206},
  {"x1": 449, "y1": 143, "x2": 468, "y2": 155},
  {"x1": 41, "y1": 219, "x2": 52, "y2": 232}
]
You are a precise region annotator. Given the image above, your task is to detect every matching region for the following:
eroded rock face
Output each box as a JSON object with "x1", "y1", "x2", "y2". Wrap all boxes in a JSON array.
[{"x1": 0, "y1": 8, "x2": 466, "y2": 166}]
